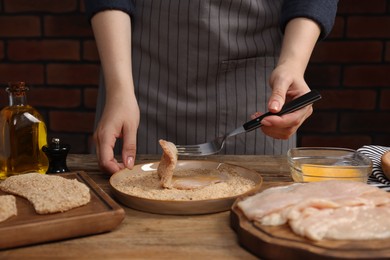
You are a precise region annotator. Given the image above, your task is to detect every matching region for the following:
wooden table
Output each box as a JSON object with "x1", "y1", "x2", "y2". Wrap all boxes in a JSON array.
[{"x1": 0, "y1": 154, "x2": 292, "y2": 259}]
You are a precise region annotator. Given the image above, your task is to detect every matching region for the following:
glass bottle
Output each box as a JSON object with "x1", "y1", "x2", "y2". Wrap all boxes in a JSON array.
[{"x1": 0, "y1": 82, "x2": 49, "y2": 179}]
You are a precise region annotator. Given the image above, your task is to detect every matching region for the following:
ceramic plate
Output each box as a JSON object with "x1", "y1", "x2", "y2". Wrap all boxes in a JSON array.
[{"x1": 109, "y1": 160, "x2": 262, "y2": 215}]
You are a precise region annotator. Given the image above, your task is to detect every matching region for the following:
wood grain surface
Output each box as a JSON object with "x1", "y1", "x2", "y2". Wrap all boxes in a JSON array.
[
  {"x1": 231, "y1": 194, "x2": 390, "y2": 259},
  {"x1": 0, "y1": 154, "x2": 287, "y2": 259},
  {"x1": 0, "y1": 172, "x2": 125, "y2": 250}
]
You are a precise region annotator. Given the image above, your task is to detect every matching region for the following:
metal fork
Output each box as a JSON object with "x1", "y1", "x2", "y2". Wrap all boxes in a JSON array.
[{"x1": 176, "y1": 90, "x2": 322, "y2": 156}]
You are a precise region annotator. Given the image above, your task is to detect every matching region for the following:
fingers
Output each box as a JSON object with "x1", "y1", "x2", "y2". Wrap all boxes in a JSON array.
[
  {"x1": 251, "y1": 98, "x2": 314, "y2": 139},
  {"x1": 268, "y1": 64, "x2": 311, "y2": 114},
  {"x1": 261, "y1": 104, "x2": 313, "y2": 139},
  {"x1": 94, "y1": 94, "x2": 140, "y2": 175},
  {"x1": 94, "y1": 131, "x2": 124, "y2": 175},
  {"x1": 268, "y1": 70, "x2": 291, "y2": 113},
  {"x1": 262, "y1": 62, "x2": 313, "y2": 139},
  {"x1": 122, "y1": 123, "x2": 137, "y2": 170},
  {"x1": 267, "y1": 87, "x2": 286, "y2": 113}
]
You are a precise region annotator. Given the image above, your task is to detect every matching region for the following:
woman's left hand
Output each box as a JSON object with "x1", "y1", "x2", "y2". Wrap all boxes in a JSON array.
[
  {"x1": 252, "y1": 62, "x2": 312, "y2": 139},
  {"x1": 252, "y1": 17, "x2": 321, "y2": 139}
]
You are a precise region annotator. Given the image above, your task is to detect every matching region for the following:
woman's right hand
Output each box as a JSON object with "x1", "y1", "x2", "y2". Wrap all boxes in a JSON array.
[{"x1": 94, "y1": 92, "x2": 140, "y2": 175}]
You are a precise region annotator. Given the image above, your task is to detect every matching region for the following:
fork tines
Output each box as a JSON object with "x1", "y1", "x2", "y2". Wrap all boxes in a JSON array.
[{"x1": 176, "y1": 145, "x2": 201, "y2": 154}]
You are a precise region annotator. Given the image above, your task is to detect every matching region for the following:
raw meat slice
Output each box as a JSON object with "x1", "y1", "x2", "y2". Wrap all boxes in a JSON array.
[
  {"x1": 237, "y1": 180, "x2": 387, "y2": 224},
  {"x1": 237, "y1": 180, "x2": 390, "y2": 240},
  {"x1": 157, "y1": 139, "x2": 228, "y2": 190},
  {"x1": 157, "y1": 139, "x2": 178, "y2": 188},
  {"x1": 289, "y1": 204, "x2": 390, "y2": 241}
]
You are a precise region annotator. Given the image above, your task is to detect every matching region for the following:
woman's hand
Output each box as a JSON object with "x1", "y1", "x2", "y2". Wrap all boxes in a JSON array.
[
  {"x1": 94, "y1": 92, "x2": 140, "y2": 174},
  {"x1": 253, "y1": 62, "x2": 312, "y2": 139},
  {"x1": 91, "y1": 10, "x2": 136, "y2": 174},
  {"x1": 253, "y1": 17, "x2": 321, "y2": 139}
]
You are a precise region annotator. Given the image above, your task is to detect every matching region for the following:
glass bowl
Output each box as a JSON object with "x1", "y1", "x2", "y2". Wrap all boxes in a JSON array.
[{"x1": 287, "y1": 147, "x2": 373, "y2": 183}]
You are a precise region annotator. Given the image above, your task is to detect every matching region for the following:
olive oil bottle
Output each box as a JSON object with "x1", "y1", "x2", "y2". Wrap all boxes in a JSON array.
[{"x1": 0, "y1": 82, "x2": 49, "y2": 179}]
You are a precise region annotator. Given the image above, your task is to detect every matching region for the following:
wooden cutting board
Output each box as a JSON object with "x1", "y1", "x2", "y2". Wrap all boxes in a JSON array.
[
  {"x1": 0, "y1": 172, "x2": 125, "y2": 249},
  {"x1": 230, "y1": 195, "x2": 390, "y2": 259}
]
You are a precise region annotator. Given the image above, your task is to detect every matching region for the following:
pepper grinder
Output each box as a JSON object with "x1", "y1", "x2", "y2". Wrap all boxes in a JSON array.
[{"x1": 42, "y1": 138, "x2": 71, "y2": 174}]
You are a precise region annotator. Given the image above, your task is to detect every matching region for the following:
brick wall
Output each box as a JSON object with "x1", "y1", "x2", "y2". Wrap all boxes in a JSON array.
[
  {"x1": 303, "y1": 0, "x2": 390, "y2": 149},
  {"x1": 0, "y1": 0, "x2": 99, "y2": 153},
  {"x1": 0, "y1": 0, "x2": 389, "y2": 154}
]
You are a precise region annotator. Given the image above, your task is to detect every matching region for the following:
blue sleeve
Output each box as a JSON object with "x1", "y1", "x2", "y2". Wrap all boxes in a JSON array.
[
  {"x1": 84, "y1": 0, "x2": 135, "y2": 21},
  {"x1": 280, "y1": 0, "x2": 339, "y2": 40}
]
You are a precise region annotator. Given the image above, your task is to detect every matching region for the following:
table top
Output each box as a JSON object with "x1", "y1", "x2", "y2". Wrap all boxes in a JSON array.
[{"x1": 0, "y1": 154, "x2": 292, "y2": 259}]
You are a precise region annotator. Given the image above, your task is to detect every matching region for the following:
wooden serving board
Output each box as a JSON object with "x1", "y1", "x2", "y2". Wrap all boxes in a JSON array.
[
  {"x1": 230, "y1": 195, "x2": 390, "y2": 259},
  {"x1": 0, "y1": 172, "x2": 125, "y2": 249}
]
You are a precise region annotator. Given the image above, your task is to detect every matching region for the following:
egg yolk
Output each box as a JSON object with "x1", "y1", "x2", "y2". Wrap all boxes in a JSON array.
[{"x1": 301, "y1": 164, "x2": 364, "y2": 182}]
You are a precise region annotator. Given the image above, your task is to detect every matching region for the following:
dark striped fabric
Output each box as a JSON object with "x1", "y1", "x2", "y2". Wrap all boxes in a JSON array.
[
  {"x1": 95, "y1": 0, "x2": 297, "y2": 155},
  {"x1": 358, "y1": 145, "x2": 390, "y2": 192}
]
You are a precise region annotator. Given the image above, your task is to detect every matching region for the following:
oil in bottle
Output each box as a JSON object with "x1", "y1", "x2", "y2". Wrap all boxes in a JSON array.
[{"x1": 0, "y1": 82, "x2": 49, "y2": 179}]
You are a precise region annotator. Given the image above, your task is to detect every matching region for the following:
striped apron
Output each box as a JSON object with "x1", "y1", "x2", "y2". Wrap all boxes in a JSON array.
[{"x1": 95, "y1": 0, "x2": 296, "y2": 155}]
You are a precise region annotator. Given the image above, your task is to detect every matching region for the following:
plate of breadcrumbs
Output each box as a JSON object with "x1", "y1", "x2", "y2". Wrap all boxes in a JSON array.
[{"x1": 110, "y1": 160, "x2": 263, "y2": 215}]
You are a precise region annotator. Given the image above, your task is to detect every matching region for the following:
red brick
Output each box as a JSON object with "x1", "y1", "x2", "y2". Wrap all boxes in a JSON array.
[
  {"x1": 44, "y1": 15, "x2": 93, "y2": 37},
  {"x1": 8, "y1": 40, "x2": 80, "y2": 61},
  {"x1": 49, "y1": 111, "x2": 95, "y2": 132},
  {"x1": 87, "y1": 135, "x2": 95, "y2": 153},
  {"x1": 36, "y1": 109, "x2": 48, "y2": 124},
  {"x1": 347, "y1": 16, "x2": 390, "y2": 38},
  {"x1": 28, "y1": 87, "x2": 81, "y2": 108},
  {"x1": 84, "y1": 88, "x2": 98, "y2": 109},
  {"x1": 0, "y1": 64, "x2": 44, "y2": 84},
  {"x1": 46, "y1": 133, "x2": 88, "y2": 154},
  {"x1": 83, "y1": 40, "x2": 99, "y2": 61},
  {"x1": 47, "y1": 64, "x2": 99, "y2": 85},
  {"x1": 305, "y1": 65, "x2": 341, "y2": 87},
  {"x1": 344, "y1": 65, "x2": 390, "y2": 87},
  {"x1": 300, "y1": 112, "x2": 337, "y2": 133},
  {"x1": 374, "y1": 135, "x2": 390, "y2": 147},
  {"x1": 4, "y1": 0, "x2": 77, "y2": 13},
  {"x1": 0, "y1": 87, "x2": 8, "y2": 108},
  {"x1": 386, "y1": 42, "x2": 390, "y2": 62},
  {"x1": 337, "y1": 0, "x2": 386, "y2": 14},
  {"x1": 0, "y1": 42, "x2": 4, "y2": 60},
  {"x1": 315, "y1": 90, "x2": 376, "y2": 110},
  {"x1": 340, "y1": 112, "x2": 390, "y2": 132},
  {"x1": 80, "y1": 0, "x2": 86, "y2": 12},
  {"x1": 0, "y1": 16, "x2": 40, "y2": 37},
  {"x1": 311, "y1": 41, "x2": 382, "y2": 63},
  {"x1": 380, "y1": 90, "x2": 390, "y2": 109},
  {"x1": 299, "y1": 135, "x2": 372, "y2": 150},
  {"x1": 327, "y1": 17, "x2": 345, "y2": 39}
]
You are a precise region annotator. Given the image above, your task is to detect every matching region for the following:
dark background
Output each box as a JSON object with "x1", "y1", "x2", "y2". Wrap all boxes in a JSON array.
[{"x1": 0, "y1": 0, "x2": 389, "y2": 153}]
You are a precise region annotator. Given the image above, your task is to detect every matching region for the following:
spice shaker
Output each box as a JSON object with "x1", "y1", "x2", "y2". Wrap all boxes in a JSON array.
[{"x1": 42, "y1": 138, "x2": 71, "y2": 174}]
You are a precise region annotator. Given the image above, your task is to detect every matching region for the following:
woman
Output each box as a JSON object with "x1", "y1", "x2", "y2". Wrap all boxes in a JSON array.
[{"x1": 84, "y1": 0, "x2": 338, "y2": 174}]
